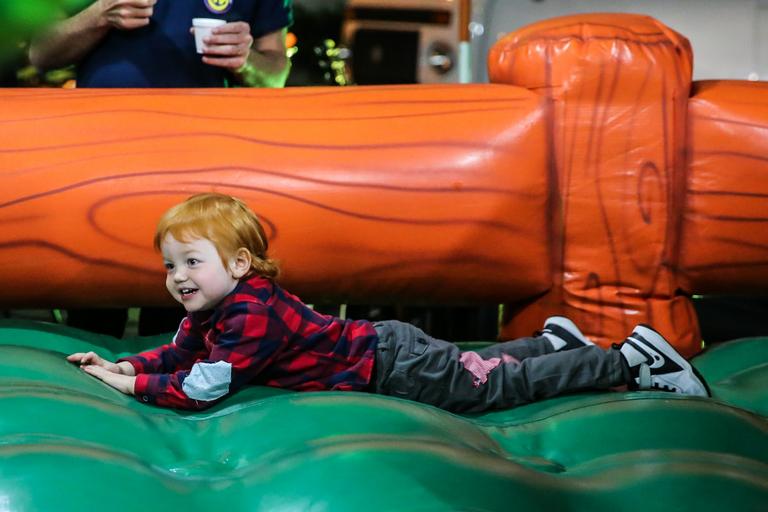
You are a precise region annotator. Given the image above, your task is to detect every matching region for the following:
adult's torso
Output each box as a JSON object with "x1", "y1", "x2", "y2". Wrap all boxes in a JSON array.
[{"x1": 77, "y1": 0, "x2": 290, "y2": 87}]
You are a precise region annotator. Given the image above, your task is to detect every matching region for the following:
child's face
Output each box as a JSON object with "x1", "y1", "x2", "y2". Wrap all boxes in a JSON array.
[{"x1": 161, "y1": 234, "x2": 240, "y2": 312}]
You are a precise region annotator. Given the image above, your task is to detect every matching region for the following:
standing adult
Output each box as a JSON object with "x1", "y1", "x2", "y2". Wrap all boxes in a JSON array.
[
  {"x1": 29, "y1": 0, "x2": 292, "y2": 88},
  {"x1": 28, "y1": 0, "x2": 293, "y2": 336}
]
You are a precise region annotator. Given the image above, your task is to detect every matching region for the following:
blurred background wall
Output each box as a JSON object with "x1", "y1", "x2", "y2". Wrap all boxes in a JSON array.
[
  {"x1": 5, "y1": 1, "x2": 768, "y2": 86},
  {"x1": 332, "y1": 0, "x2": 768, "y2": 85}
]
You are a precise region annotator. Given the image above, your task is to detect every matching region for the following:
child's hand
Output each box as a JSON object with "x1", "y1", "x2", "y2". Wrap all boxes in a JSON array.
[
  {"x1": 67, "y1": 351, "x2": 114, "y2": 368},
  {"x1": 66, "y1": 352, "x2": 135, "y2": 375},
  {"x1": 81, "y1": 365, "x2": 136, "y2": 395}
]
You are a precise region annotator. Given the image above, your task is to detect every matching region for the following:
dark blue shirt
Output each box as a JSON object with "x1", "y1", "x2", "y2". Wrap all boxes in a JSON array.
[{"x1": 77, "y1": 0, "x2": 292, "y2": 87}]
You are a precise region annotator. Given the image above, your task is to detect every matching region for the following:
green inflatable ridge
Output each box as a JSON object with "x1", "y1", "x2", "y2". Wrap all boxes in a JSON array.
[{"x1": 0, "y1": 320, "x2": 766, "y2": 511}]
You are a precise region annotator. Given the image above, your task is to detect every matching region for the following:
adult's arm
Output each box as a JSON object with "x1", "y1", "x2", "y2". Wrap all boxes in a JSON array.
[
  {"x1": 233, "y1": 27, "x2": 291, "y2": 88},
  {"x1": 201, "y1": 25, "x2": 291, "y2": 88},
  {"x1": 29, "y1": 0, "x2": 156, "y2": 70}
]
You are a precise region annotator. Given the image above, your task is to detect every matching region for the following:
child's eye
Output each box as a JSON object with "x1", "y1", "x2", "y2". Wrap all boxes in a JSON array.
[
  {"x1": 164, "y1": 262, "x2": 174, "y2": 271},
  {"x1": 187, "y1": 258, "x2": 199, "y2": 266}
]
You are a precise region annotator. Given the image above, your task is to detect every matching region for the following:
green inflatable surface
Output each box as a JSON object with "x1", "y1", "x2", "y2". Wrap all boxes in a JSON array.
[{"x1": 0, "y1": 320, "x2": 766, "y2": 511}]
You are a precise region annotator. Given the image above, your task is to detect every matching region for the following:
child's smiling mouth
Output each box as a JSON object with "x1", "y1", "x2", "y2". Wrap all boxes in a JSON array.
[{"x1": 179, "y1": 288, "x2": 198, "y2": 300}]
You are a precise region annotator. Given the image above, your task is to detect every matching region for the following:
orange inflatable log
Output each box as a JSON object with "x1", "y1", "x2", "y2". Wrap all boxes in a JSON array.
[
  {"x1": 1, "y1": 13, "x2": 767, "y2": 357},
  {"x1": 489, "y1": 14, "x2": 701, "y2": 354},
  {"x1": 0, "y1": 85, "x2": 550, "y2": 308},
  {"x1": 681, "y1": 80, "x2": 768, "y2": 293}
]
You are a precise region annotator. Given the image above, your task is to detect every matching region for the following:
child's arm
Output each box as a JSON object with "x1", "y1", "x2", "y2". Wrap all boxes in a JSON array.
[
  {"x1": 80, "y1": 364, "x2": 136, "y2": 395},
  {"x1": 131, "y1": 302, "x2": 283, "y2": 410},
  {"x1": 116, "y1": 317, "x2": 207, "y2": 375},
  {"x1": 67, "y1": 318, "x2": 204, "y2": 397},
  {"x1": 66, "y1": 351, "x2": 136, "y2": 375},
  {"x1": 66, "y1": 351, "x2": 136, "y2": 395}
]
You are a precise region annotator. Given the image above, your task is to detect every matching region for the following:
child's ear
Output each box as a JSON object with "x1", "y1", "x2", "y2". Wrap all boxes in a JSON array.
[{"x1": 229, "y1": 248, "x2": 252, "y2": 278}]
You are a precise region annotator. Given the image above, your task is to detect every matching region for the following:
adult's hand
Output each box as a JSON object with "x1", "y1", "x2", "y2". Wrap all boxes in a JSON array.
[
  {"x1": 98, "y1": 0, "x2": 157, "y2": 30},
  {"x1": 197, "y1": 25, "x2": 290, "y2": 87},
  {"x1": 198, "y1": 21, "x2": 253, "y2": 71}
]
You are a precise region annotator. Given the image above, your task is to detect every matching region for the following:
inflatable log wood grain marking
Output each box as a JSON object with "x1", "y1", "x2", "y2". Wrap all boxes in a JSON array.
[
  {"x1": 681, "y1": 80, "x2": 768, "y2": 293},
  {"x1": 489, "y1": 14, "x2": 702, "y2": 355},
  {"x1": 0, "y1": 85, "x2": 550, "y2": 308}
]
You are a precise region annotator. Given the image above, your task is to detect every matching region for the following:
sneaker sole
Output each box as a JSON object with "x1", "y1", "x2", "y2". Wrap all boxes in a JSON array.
[{"x1": 632, "y1": 324, "x2": 711, "y2": 397}]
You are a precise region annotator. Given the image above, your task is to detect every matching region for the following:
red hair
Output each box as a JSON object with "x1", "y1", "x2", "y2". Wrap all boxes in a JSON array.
[{"x1": 154, "y1": 193, "x2": 279, "y2": 279}]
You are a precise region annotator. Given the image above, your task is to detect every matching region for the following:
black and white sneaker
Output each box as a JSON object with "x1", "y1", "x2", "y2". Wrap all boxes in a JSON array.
[
  {"x1": 540, "y1": 316, "x2": 595, "y2": 351},
  {"x1": 619, "y1": 325, "x2": 710, "y2": 397}
]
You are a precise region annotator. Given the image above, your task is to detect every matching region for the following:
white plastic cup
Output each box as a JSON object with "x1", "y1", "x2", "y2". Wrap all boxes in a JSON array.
[{"x1": 192, "y1": 18, "x2": 226, "y2": 54}]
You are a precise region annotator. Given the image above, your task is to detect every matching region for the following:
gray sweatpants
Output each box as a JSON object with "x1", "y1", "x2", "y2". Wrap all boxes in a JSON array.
[{"x1": 371, "y1": 320, "x2": 627, "y2": 413}]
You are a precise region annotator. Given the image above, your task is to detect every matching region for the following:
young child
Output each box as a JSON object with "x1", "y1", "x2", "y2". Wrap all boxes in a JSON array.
[{"x1": 67, "y1": 193, "x2": 710, "y2": 412}]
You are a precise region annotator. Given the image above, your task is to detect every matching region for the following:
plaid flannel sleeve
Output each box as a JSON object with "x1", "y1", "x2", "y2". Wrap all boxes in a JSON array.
[
  {"x1": 118, "y1": 317, "x2": 206, "y2": 375},
  {"x1": 209, "y1": 300, "x2": 284, "y2": 393},
  {"x1": 132, "y1": 302, "x2": 280, "y2": 410}
]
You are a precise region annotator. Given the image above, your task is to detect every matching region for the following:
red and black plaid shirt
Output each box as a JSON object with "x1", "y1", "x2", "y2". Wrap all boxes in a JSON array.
[{"x1": 119, "y1": 275, "x2": 379, "y2": 410}]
